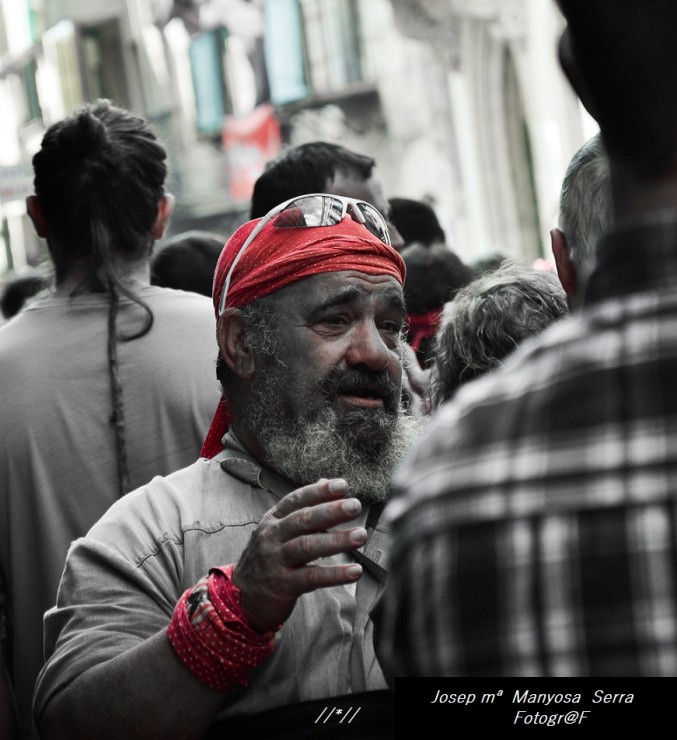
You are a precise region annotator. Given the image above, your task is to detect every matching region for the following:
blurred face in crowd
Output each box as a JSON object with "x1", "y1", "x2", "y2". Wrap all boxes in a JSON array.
[
  {"x1": 244, "y1": 270, "x2": 420, "y2": 502},
  {"x1": 327, "y1": 170, "x2": 405, "y2": 250}
]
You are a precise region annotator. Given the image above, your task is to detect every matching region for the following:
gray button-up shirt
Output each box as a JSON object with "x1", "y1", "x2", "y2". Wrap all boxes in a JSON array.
[{"x1": 34, "y1": 435, "x2": 389, "y2": 728}]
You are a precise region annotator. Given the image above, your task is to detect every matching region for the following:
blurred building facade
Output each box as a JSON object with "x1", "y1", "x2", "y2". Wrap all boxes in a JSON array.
[{"x1": 0, "y1": 0, "x2": 595, "y2": 283}]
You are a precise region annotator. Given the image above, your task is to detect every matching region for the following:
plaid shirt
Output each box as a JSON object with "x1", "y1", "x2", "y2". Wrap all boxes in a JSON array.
[{"x1": 374, "y1": 216, "x2": 677, "y2": 678}]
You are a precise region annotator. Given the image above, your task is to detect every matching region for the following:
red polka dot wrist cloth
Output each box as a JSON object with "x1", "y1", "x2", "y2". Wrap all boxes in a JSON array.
[{"x1": 167, "y1": 564, "x2": 277, "y2": 692}]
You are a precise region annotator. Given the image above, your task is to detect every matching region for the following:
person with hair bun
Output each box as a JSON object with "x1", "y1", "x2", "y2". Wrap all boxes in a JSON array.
[{"x1": 0, "y1": 100, "x2": 218, "y2": 739}]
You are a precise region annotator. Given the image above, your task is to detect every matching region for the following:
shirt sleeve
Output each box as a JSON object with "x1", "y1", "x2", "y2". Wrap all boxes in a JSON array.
[{"x1": 33, "y1": 530, "x2": 183, "y2": 724}]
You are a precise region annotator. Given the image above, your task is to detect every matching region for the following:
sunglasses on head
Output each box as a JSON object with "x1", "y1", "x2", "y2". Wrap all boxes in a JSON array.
[{"x1": 218, "y1": 193, "x2": 392, "y2": 316}]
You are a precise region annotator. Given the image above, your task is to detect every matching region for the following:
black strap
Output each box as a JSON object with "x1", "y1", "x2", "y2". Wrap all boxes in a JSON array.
[
  {"x1": 352, "y1": 500, "x2": 387, "y2": 585},
  {"x1": 350, "y1": 548, "x2": 388, "y2": 585},
  {"x1": 365, "y1": 500, "x2": 386, "y2": 531},
  {"x1": 219, "y1": 449, "x2": 387, "y2": 584}
]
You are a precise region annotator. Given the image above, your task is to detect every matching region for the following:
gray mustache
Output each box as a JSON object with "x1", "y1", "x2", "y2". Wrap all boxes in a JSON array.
[{"x1": 320, "y1": 367, "x2": 400, "y2": 413}]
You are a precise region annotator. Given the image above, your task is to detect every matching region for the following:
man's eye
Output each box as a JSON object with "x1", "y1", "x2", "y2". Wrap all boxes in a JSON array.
[
  {"x1": 380, "y1": 321, "x2": 401, "y2": 334},
  {"x1": 322, "y1": 315, "x2": 349, "y2": 326}
]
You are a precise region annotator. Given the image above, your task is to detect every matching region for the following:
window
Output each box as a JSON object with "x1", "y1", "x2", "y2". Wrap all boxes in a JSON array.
[
  {"x1": 81, "y1": 20, "x2": 130, "y2": 108},
  {"x1": 264, "y1": 0, "x2": 309, "y2": 105},
  {"x1": 0, "y1": 5, "x2": 9, "y2": 57},
  {"x1": 40, "y1": 19, "x2": 81, "y2": 121},
  {"x1": 189, "y1": 27, "x2": 231, "y2": 135},
  {"x1": 20, "y1": 58, "x2": 41, "y2": 122},
  {"x1": 300, "y1": 0, "x2": 364, "y2": 92},
  {"x1": 264, "y1": 0, "x2": 370, "y2": 105}
]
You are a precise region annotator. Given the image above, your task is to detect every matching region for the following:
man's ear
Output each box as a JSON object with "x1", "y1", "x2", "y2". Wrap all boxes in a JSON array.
[
  {"x1": 150, "y1": 193, "x2": 175, "y2": 239},
  {"x1": 217, "y1": 309, "x2": 256, "y2": 380},
  {"x1": 26, "y1": 195, "x2": 48, "y2": 238},
  {"x1": 551, "y1": 227, "x2": 577, "y2": 303}
]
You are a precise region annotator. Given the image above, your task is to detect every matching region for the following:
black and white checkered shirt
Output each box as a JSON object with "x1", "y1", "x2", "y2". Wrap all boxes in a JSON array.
[{"x1": 375, "y1": 217, "x2": 677, "y2": 677}]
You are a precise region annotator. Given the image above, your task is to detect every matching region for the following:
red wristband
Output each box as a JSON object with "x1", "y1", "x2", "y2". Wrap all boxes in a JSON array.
[{"x1": 167, "y1": 564, "x2": 277, "y2": 692}]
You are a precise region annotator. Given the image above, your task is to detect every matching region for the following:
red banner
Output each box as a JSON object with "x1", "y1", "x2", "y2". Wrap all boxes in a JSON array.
[{"x1": 222, "y1": 104, "x2": 282, "y2": 202}]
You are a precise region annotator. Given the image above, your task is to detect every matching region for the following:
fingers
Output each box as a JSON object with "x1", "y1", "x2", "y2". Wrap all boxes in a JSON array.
[
  {"x1": 232, "y1": 479, "x2": 368, "y2": 633},
  {"x1": 235, "y1": 559, "x2": 364, "y2": 632},
  {"x1": 285, "y1": 562, "x2": 363, "y2": 595},
  {"x1": 266, "y1": 479, "x2": 368, "y2": 564},
  {"x1": 282, "y1": 526, "x2": 368, "y2": 567},
  {"x1": 275, "y1": 495, "x2": 363, "y2": 543},
  {"x1": 271, "y1": 478, "x2": 349, "y2": 519}
]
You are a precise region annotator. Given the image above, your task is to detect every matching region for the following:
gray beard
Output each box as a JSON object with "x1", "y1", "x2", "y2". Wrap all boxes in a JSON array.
[
  {"x1": 245, "y1": 364, "x2": 423, "y2": 504},
  {"x1": 261, "y1": 406, "x2": 422, "y2": 503}
]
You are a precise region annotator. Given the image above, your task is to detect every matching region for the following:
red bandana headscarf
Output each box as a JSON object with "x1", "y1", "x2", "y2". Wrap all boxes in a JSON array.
[
  {"x1": 201, "y1": 214, "x2": 406, "y2": 458},
  {"x1": 407, "y1": 307, "x2": 443, "y2": 353}
]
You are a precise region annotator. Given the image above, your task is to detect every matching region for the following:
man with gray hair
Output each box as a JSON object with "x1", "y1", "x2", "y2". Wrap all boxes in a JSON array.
[
  {"x1": 551, "y1": 132, "x2": 612, "y2": 307},
  {"x1": 427, "y1": 261, "x2": 568, "y2": 408},
  {"x1": 374, "y1": 0, "x2": 677, "y2": 680}
]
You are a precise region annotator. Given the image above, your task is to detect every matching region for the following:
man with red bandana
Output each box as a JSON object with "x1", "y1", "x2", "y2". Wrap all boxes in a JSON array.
[{"x1": 34, "y1": 198, "x2": 420, "y2": 739}]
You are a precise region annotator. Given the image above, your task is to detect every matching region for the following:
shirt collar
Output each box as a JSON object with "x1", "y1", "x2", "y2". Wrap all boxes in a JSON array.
[
  {"x1": 584, "y1": 213, "x2": 677, "y2": 305},
  {"x1": 219, "y1": 431, "x2": 294, "y2": 500}
]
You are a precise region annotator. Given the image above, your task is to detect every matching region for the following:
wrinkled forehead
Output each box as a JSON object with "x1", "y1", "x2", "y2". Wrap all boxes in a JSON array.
[{"x1": 266, "y1": 269, "x2": 405, "y2": 312}]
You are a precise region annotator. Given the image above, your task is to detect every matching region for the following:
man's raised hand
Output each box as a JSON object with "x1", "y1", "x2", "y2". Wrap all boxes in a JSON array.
[{"x1": 232, "y1": 478, "x2": 366, "y2": 633}]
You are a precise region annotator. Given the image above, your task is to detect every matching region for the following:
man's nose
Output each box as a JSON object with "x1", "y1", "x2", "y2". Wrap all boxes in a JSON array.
[{"x1": 345, "y1": 321, "x2": 392, "y2": 371}]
